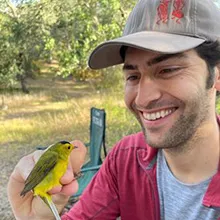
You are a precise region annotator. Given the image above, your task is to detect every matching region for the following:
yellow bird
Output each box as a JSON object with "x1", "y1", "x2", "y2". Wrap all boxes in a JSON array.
[{"x1": 20, "y1": 141, "x2": 77, "y2": 220}]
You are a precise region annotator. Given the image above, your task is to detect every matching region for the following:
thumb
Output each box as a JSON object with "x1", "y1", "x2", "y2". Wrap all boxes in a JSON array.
[{"x1": 70, "y1": 140, "x2": 87, "y2": 174}]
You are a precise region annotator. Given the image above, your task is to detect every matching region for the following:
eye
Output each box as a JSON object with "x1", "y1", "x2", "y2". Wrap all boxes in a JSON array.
[
  {"x1": 159, "y1": 67, "x2": 181, "y2": 74},
  {"x1": 68, "y1": 146, "x2": 71, "y2": 149},
  {"x1": 157, "y1": 67, "x2": 183, "y2": 78},
  {"x1": 126, "y1": 75, "x2": 138, "y2": 81},
  {"x1": 125, "y1": 72, "x2": 140, "y2": 85}
]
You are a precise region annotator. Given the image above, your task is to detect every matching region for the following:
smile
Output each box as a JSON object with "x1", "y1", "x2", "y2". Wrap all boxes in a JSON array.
[{"x1": 142, "y1": 108, "x2": 176, "y2": 121}]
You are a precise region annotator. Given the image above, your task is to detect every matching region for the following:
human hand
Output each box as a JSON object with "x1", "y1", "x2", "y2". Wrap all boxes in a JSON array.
[{"x1": 7, "y1": 140, "x2": 87, "y2": 220}]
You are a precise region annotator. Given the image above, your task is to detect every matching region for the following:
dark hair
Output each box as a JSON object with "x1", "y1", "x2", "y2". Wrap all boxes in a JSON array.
[
  {"x1": 120, "y1": 46, "x2": 128, "y2": 61},
  {"x1": 195, "y1": 41, "x2": 220, "y2": 89}
]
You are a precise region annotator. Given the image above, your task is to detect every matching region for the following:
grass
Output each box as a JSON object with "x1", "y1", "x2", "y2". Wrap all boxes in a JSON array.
[
  {"x1": 0, "y1": 74, "x2": 141, "y2": 220},
  {"x1": 0, "y1": 75, "x2": 141, "y2": 160}
]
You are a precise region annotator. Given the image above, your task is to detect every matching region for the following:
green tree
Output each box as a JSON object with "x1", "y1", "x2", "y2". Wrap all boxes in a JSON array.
[
  {"x1": 0, "y1": 0, "x2": 57, "y2": 92},
  {"x1": 0, "y1": 0, "x2": 136, "y2": 91},
  {"x1": 52, "y1": 0, "x2": 136, "y2": 80}
]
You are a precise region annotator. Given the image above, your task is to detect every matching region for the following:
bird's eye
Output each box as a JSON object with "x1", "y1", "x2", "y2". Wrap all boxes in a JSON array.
[{"x1": 68, "y1": 146, "x2": 71, "y2": 149}]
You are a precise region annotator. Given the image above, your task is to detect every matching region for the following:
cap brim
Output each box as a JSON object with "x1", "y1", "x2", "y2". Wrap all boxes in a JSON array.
[{"x1": 88, "y1": 31, "x2": 205, "y2": 69}]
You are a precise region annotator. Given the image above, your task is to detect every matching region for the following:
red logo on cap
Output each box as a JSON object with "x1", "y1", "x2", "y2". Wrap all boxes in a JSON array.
[
  {"x1": 172, "y1": 0, "x2": 185, "y2": 23},
  {"x1": 156, "y1": 0, "x2": 171, "y2": 24},
  {"x1": 156, "y1": 0, "x2": 185, "y2": 24}
]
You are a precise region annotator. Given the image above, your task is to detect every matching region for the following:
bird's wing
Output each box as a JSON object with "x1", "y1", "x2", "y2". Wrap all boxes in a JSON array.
[{"x1": 20, "y1": 151, "x2": 58, "y2": 196}]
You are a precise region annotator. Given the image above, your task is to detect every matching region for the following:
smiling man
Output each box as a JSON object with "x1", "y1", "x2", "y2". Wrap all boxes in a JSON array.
[
  {"x1": 123, "y1": 48, "x2": 214, "y2": 150},
  {"x1": 7, "y1": 0, "x2": 220, "y2": 219}
]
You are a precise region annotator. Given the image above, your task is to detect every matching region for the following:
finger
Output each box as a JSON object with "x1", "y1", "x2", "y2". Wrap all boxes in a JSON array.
[
  {"x1": 49, "y1": 162, "x2": 74, "y2": 193},
  {"x1": 60, "y1": 163, "x2": 74, "y2": 185},
  {"x1": 7, "y1": 152, "x2": 40, "y2": 218},
  {"x1": 48, "y1": 186, "x2": 62, "y2": 195},
  {"x1": 52, "y1": 193, "x2": 70, "y2": 207},
  {"x1": 60, "y1": 180, "x2": 79, "y2": 196},
  {"x1": 47, "y1": 181, "x2": 79, "y2": 216},
  {"x1": 71, "y1": 140, "x2": 86, "y2": 147},
  {"x1": 13, "y1": 150, "x2": 43, "y2": 182},
  {"x1": 8, "y1": 149, "x2": 46, "y2": 210},
  {"x1": 48, "y1": 178, "x2": 79, "y2": 196},
  {"x1": 70, "y1": 140, "x2": 87, "y2": 174}
]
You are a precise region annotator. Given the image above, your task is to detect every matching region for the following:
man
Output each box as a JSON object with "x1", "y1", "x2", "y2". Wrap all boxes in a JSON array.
[{"x1": 7, "y1": 0, "x2": 220, "y2": 219}]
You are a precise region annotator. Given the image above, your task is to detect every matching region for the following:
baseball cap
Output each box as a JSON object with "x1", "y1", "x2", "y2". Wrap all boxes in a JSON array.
[{"x1": 88, "y1": 0, "x2": 220, "y2": 69}]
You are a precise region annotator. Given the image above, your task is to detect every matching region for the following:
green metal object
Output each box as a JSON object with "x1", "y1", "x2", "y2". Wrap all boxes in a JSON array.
[{"x1": 73, "y1": 107, "x2": 107, "y2": 198}]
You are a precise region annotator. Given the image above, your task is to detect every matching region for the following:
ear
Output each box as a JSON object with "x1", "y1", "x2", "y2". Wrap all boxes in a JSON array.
[{"x1": 214, "y1": 65, "x2": 220, "y2": 91}]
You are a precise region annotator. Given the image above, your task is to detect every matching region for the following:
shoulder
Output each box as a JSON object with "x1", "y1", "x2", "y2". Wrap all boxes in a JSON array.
[
  {"x1": 108, "y1": 132, "x2": 149, "y2": 159},
  {"x1": 102, "y1": 132, "x2": 157, "y2": 177},
  {"x1": 117, "y1": 131, "x2": 147, "y2": 149}
]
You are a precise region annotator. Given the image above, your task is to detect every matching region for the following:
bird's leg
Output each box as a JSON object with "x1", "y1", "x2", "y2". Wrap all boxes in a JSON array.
[
  {"x1": 74, "y1": 172, "x2": 83, "y2": 180},
  {"x1": 40, "y1": 194, "x2": 61, "y2": 220}
]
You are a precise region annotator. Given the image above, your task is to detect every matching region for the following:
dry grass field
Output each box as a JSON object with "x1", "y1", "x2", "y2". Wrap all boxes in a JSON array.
[{"x1": 0, "y1": 75, "x2": 140, "y2": 219}]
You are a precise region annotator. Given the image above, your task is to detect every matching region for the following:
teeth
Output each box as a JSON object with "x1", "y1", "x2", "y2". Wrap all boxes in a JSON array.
[
  {"x1": 143, "y1": 109, "x2": 175, "y2": 121},
  {"x1": 156, "y1": 112, "x2": 160, "y2": 119},
  {"x1": 151, "y1": 113, "x2": 156, "y2": 120}
]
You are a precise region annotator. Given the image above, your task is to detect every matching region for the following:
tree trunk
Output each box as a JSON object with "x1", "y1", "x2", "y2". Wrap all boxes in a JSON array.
[{"x1": 17, "y1": 74, "x2": 29, "y2": 94}]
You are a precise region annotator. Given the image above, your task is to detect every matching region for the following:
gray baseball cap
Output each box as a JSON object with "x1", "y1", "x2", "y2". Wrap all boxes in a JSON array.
[{"x1": 88, "y1": 0, "x2": 220, "y2": 69}]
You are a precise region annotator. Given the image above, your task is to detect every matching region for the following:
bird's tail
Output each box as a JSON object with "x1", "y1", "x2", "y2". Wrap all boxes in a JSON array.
[{"x1": 40, "y1": 195, "x2": 61, "y2": 220}]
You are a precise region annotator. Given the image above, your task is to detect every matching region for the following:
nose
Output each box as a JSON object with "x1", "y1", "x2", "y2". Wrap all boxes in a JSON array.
[{"x1": 135, "y1": 77, "x2": 162, "y2": 108}]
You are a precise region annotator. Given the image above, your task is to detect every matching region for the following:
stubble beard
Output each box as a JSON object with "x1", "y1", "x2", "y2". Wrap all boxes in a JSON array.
[{"x1": 134, "y1": 91, "x2": 211, "y2": 152}]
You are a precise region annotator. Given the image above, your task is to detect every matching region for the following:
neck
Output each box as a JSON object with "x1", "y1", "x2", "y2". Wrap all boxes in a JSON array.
[
  {"x1": 59, "y1": 153, "x2": 70, "y2": 161},
  {"x1": 163, "y1": 116, "x2": 220, "y2": 184}
]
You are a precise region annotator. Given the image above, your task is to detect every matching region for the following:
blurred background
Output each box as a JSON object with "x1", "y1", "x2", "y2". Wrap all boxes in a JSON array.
[
  {"x1": 1, "y1": 0, "x2": 220, "y2": 219},
  {"x1": 0, "y1": 0, "x2": 141, "y2": 219}
]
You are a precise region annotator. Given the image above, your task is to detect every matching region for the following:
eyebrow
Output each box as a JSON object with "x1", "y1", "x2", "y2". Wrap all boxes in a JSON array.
[
  {"x1": 147, "y1": 53, "x2": 187, "y2": 66},
  {"x1": 122, "y1": 53, "x2": 187, "y2": 71}
]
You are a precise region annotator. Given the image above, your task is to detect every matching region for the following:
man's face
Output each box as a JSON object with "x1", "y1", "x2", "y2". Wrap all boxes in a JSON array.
[{"x1": 123, "y1": 47, "x2": 215, "y2": 149}]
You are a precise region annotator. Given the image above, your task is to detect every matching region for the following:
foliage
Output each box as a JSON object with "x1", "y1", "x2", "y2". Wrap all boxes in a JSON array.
[
  {"x1": 0, "y1": 0, "x2": 57, "y2": 92},
  {"x1": 0, "y1": 0, "x2": 136, "y2": 91},
  {"x1": 52, "y1": 0, "x2": 135, "y2": 80}
]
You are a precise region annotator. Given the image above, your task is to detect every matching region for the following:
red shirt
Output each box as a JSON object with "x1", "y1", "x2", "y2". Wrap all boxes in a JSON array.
[{"x1": 62, "y1": 132, "x2": 220, "y2": 219}]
